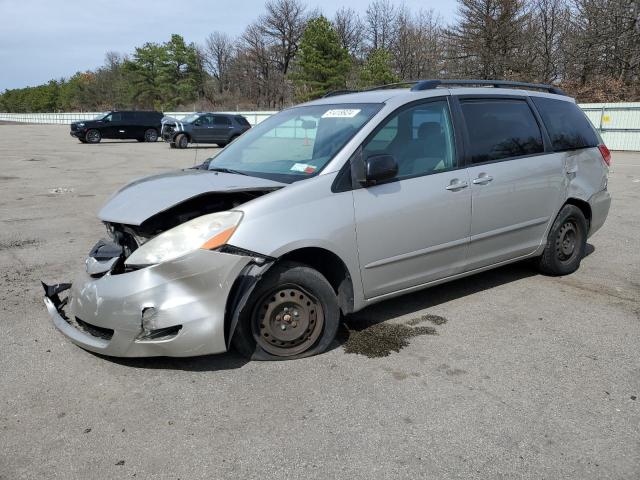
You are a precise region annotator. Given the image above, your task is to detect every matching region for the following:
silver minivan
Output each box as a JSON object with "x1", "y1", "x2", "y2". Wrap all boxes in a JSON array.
[{"x1": 43, "y1": 80, "x2": 611, "y2": 360}]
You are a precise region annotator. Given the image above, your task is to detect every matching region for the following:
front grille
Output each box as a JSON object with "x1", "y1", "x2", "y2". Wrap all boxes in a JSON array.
[{"x1": 74, "y1": 317, "x2": 114, "y2": 340}]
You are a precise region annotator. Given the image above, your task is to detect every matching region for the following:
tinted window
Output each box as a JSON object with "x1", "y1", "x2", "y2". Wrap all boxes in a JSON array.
[
  {"x1": 199, "y1": 115, "x2": 214, "y2": 125},
  {"x1": 460, "y1": 99, "x2": 544, "y2": 164},
  {"x1": 214, "y1": 116, "x2": 232, "y2": 126},
  {"x1": 531, "y1": 97, "x2": 599, "y2": 151},
  {"x1": 105, "y1": 112, "x2": 122, "y2": 122},
  {"x1": 235, "y1": 116, "x2": 250, "y2": 126},
  {"x1": 363, "y1": 100, "x2": 456, "y2": 179}
]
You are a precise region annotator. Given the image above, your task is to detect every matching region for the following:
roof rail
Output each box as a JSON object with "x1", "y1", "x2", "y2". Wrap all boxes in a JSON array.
[
  {"x1": 322, "y1": 89, "x2": 359, "y2": 98},
  {"x1": 410, "y1": 79, "x2": 566, "y2": 95}
]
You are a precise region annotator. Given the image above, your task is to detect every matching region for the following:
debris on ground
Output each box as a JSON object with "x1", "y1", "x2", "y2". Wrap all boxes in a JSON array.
[
  {"x1": 48, "y1": 187, "x2": 74, "y2": 194},
  {"x1": 0, "y1": 239, "x2": 39, "y2": 251},
  {"x1": 406, "y1": 314, "x2": 448, "y2": 326},
  {"x1": 343, "y1": 323, "x2": 437, "y2": 358}
]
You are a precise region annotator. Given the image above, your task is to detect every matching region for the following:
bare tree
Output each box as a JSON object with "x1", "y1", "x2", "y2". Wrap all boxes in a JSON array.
[
  {"x1": 365, "y1": 0, "x2": 398, "y2": 50},
  {"x1": 258, "y1": 0, "x2": 307, "y2": 75},
  {"x1": 333, "y1": 7, "x2": 365, "y2": 58},
  {"x1": 202, "y1": 32, "x2": 235, "y2": 94}
]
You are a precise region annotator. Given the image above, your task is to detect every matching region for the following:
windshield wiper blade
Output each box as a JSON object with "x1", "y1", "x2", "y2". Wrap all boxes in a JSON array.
[{"x1": 208, "y1": 167, "x2": 248, "y2": 176}]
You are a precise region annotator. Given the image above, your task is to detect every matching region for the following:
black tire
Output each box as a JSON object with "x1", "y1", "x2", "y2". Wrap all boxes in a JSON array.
[
  {"x1": 85, "y1": 129, "x2": 101, "y2": 144},
  {"x1": 136, "y1": 138, "x2": 145, "y2": 142},
  {"x1": 175, "y1": 133, "x2": 188, "y2": 149},
  {"x1": 169, "y1": 142, "x2": 177, "y2": 149},
  {"x1": 232, "y1": 262, "x2": 340, "y2": 361},
  {"x1": 537, "y1": 204, "x2": 588, "y2": 276},
  {"x1": 78, "y1": 138, "x2": 87, "y2": 144},
  {"x1": 144, "y1": 128, "x2": 158, "y2": 142}
]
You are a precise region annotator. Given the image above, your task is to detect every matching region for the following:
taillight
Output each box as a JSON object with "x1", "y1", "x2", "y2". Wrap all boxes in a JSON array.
[{"x1": 598, "y1": 144, "x2": 611, "y2": 166}]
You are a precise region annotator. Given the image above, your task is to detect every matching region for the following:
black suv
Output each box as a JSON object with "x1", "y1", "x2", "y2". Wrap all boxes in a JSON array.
[
  {"x1": 70, "y1": 111, "x2": 163, "y2": 143},
  {"x1": 161, "y1": 113, "x2": 251, "y2": 148}
]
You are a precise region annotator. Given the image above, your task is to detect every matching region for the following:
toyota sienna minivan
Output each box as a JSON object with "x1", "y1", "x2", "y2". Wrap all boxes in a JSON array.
[{"x1": 44, "y1": 79, "x2": 611, "y2": 361}]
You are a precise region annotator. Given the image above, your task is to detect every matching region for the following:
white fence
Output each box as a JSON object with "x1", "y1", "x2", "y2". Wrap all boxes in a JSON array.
[
  {"x1": 0, "y1": 111, "x2": 277, "y2": 126},
  {"x1": 1, "y1": 103, "x2": 639, "y2": 150}
]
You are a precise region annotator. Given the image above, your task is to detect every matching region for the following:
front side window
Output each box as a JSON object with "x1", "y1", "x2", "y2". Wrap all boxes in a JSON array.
[
  {"x1": 531, "y1": 97, "x2": 599, "y2": 151},
  {"x1": 362, "y1": 100, "x2": 456, "y2": 179},
  {"x1": 208, "y1": 103, "x2": 382, "y2": 183},
  {"x1": 460, "y1": 99, "x2": 544, "y2": 164},
  {"x1": 104, "y1": 112, "x2": 122, "y2": 122}
]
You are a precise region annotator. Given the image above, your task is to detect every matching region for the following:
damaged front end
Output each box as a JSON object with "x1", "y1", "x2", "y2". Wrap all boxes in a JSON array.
[{"x1": 43, "y1": 169, "x2": 282, "y2": 357}]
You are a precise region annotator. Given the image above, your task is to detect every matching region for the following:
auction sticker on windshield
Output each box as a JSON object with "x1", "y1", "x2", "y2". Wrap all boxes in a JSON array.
[
  {"x1": 321, "y1": 109, "x2": 361, "y2": 118},
  {"x1": 290, "y1": 163, "x2": 317, "y2": 174}
]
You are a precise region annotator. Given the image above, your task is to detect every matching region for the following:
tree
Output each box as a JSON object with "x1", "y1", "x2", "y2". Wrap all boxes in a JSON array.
[
  {"x1": 203, "y1": 32, "x2": 235, "y2": 94},
  {"x1": 333, "y1": 7, "x2": 365, "y2": 58},
  {"x1": 159, "y1": 34, "x2": 201, "y2": 108},
  {"x1": 124, "y1": 42, "x2": 165, "y2": 109},
  {"x1": 359, "y1": 48, "x2": 399, "y2": 87},
  {"x1": 446, "y1": 0, "x2": 531, "y2": 79},
  {"x1": 365, "y1": 0, "x2": 397, "y2": 50},
  {"x1": 292, "y1": 16, "x2": 351, "y2": 100}
]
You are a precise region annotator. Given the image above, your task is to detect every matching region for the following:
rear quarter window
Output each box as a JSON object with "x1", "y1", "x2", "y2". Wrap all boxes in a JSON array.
[
  {"x1": 460, "y1": 99, "x2": 544, "y2": 164},
  {"x1": 235, "y1": 116, "x2": 251, "y2": 126},
  {"x1": 531, "y1": 97, "x2": 599, "y2": 151}
]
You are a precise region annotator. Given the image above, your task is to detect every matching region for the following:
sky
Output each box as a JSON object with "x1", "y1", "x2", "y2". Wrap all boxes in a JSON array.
[{"x1": 0, "y1": 0, "x2": 457, "y2": 91}]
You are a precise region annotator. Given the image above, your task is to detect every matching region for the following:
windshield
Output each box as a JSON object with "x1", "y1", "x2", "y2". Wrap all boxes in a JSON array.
[
  {"x1": 181, "y1": 114, "x2": 201, "y2": 123},
  {"x1": 207, "y1": 103, "x2": 382, "y2": 183},
  {"x1": 93, "y1": 113, "x2": 107, "y2": 120}
]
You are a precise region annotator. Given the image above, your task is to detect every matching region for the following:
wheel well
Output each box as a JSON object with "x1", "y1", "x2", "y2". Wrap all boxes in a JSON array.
[
  {"x1": 278, "y1": 247, "x2": 354, "y2": 315},
  {"x1": 565, "y1": 198, "x2": 592, "y2": 228}
]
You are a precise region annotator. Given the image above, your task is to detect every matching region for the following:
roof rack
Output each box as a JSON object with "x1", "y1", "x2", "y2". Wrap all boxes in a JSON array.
[
  {"x1": 410, "y1": 79, "x2": 566, "y2": 95},
  {"x1": 322, "y1": 89, "x2": 359, "y2": 98}
]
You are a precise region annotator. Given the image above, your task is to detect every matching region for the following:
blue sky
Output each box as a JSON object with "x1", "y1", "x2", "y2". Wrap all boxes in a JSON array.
[{"x1": 0, "y1": 0, "x2": 457, "y2": 90}]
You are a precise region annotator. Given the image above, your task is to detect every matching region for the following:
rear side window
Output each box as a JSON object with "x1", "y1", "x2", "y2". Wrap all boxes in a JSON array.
[
  {"x1": 214, "y1": 116, "x2": 232, "y2": 126},
  {"x1": 235, "y1": 116, "x2": 250, "y2": 126},
  {"x1": 460, "y1": 99, "x2": 544, "y2": 164},
  {"x1": 531, "y1": 97, "x2": 599, "y2": 151}
]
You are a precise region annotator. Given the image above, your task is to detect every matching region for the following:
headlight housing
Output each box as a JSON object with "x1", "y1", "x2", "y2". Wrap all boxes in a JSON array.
[
  {"x1": 77, "y1": 122, "x2": 85, "y2": 127},
  {"x1": 125, "y1": 211, "x2": 243, "y2": 267}
]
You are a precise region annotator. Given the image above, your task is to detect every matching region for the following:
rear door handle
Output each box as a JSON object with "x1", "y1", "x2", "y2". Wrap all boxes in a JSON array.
[
  {"x1": 445, "y1": 180, "x2": 468, "y2": 191},
  {"x1": 472, "y1": 175, "x2": 494, "y2": 185}
]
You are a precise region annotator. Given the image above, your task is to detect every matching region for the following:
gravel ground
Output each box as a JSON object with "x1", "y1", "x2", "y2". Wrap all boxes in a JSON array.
[{"x1": 0, "y1": 124, "x2": 638, "y2": 479}]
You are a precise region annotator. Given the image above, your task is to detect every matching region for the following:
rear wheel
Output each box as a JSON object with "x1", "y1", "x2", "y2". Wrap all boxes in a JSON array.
[
  {"x1": 144, "y1": 128, "x2": 158, "y2": 142},
  {"x1": 537, "y1": 204, "x2": 587, "y2": 276},
  {"x1": 175, "y1": 133, "x2": 188, "y2": 149},
  {"x1": 85, "y1": 129, "x2": 101, "y2": 144},
  {"x1": 232, "y1": 262, "x2": 340, "y2": 360}
]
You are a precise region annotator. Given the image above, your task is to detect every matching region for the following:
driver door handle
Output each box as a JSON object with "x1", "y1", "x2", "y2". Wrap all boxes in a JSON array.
[
  {"x1": 472, "y1": 175, "x2": 494, "y2": 185},
  {"x1": 445, "y1": 180, "x2": 468, "y2": 191}
]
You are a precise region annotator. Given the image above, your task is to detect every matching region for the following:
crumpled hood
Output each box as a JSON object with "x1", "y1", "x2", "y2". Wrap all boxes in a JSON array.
[{"x1": 98, "y1": 169, "x2": 285, "y2": 226}]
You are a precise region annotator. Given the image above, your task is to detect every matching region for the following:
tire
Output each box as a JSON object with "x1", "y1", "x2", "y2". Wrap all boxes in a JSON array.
[
  {"x1": 136, "y1": 138, "x2": 145, "y2": 142},
  {"x1": 169, "y1": 142, "x2": 177, "y2": 149},
  {"x1": 537, "y1": 204, "x2": 588, "y2": 276},
  {"x1": 232, "y1": 262, "x2": 340, "y2": 361},
  {"x1": 85, "y1": 129, "x2": 101, "y2": 144},
  {"x1": 144, "y1": 128, "x2": 158, "y2": 142},
  {"x1": 175, "y1": 133, "x2": 188, "y2": 149},
  {"x1": 78, "y1": 138, "x2": 87, "y2": 144}
]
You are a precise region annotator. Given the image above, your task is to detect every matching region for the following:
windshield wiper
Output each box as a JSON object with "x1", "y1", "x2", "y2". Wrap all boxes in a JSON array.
[{"x1": 208, "y1": 167, "x2": 249, "y2": 176}]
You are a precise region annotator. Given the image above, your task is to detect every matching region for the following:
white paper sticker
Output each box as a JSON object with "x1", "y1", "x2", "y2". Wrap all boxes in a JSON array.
[
  {"x1": 321, "y1": 109, "x2": 361, "y2": 119},
  {"x1": 290, "y1": 163, "x2": 316, "y2": 173}
]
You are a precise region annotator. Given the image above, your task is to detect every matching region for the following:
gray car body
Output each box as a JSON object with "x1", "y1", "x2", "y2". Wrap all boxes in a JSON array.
[
  {"x1": 45, "y1": 87, "x2": 611, "y2": 357},
  {"x1": 161, "y1": 113, "x2": 250, "y2": 146}
]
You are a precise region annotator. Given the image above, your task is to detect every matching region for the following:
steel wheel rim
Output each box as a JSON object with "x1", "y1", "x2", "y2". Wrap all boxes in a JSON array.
[
  {"x1": 556, "y1": 220, "x2": 578, "y2": 262},
  {"x1": 252, "y1": 284, "x2": 324, "y2": 356},
  {"x1": 87, "y1": 130, "x2": 99, "y2": 142},
  {"x1": 179, "y1": 136, "x2": 188, "y2": 148},
  {"x1": 146, "y1": 129, "x2": 157, "y2": 141}
]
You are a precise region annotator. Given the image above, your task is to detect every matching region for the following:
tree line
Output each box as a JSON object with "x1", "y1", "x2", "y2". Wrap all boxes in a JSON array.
[{"x1": 1, "y1": 0, "x2": 638, "y2": 113}]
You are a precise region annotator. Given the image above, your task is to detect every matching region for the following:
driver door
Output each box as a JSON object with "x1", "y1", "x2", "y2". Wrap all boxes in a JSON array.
[
  {"x1": 192, "y1": 114, "x2": 214, "y2": 142},
  {"x1": 101, "y1": 112, "x2": 122, "y2": 139},
  {"x1": 352, "y1": 98, "x2": 471, "y2": 299}
]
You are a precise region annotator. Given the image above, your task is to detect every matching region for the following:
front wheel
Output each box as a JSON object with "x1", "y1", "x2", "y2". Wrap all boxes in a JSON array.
[
  {"x1": 85, "y1": 129, "x2": 101, "y2": 144},
  {"x1": 174, "y1": 133, "x2": 188, "y2": 149},
  {"x1": 144, "y1": 128, "x2": 158, "y2": 142},
  {"x1": 536, "y1": 204, "x2": 588, "y2": 276},
  {"x1": 232, "y1": 262, "x2": 340, "y2": 360}
]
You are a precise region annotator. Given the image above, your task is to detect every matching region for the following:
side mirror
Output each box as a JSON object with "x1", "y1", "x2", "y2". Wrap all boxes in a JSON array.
[
  {"x1": 363, "y1": 154, "x2": 398, "y2": 185},
  {"x1": 103, "y1": 118, "x2": 110, "y2": 123}
]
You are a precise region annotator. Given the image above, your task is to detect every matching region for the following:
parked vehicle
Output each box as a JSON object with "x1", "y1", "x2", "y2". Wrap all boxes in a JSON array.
[
  {"x1": 45, "y1": 79, "x2": 611, "y2": 361},
  {"x1": 161, "y1": 113, "x2": 251, "y2": 148},
  {"x1": 70, "y1": 111, "x2": 163, "y2": 143}
]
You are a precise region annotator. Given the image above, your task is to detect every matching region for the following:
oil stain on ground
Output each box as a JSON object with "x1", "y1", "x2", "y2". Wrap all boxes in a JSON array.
[{"x1": 341, "y1": 314, "x2": 447, "y2": 358}]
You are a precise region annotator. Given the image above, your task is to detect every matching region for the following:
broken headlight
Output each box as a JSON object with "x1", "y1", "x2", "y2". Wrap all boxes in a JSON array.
[{"x1": 124, "y1": 211, "x2": 243, "y2": 268}]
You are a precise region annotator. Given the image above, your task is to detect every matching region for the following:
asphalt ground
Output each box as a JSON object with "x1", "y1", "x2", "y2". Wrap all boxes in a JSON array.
[{"x1": 0, "y1": 124, "x2": 638, "y2": 479}]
